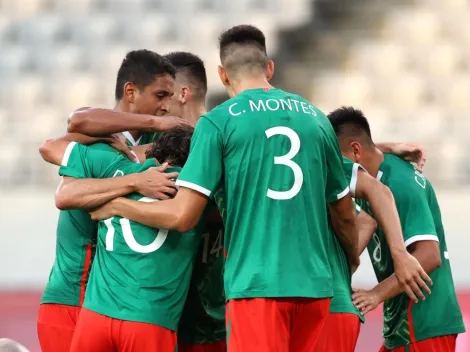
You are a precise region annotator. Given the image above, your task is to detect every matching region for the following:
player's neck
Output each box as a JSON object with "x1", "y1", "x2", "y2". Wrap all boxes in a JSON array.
[
  {"x1": 182, "y1": 102, "x2": 207, "y2": 127},
  {"x1": 363, "y1": 148, "x2": 384, "y2": 178},
  {"x1": 231, "y1": 76, "x2": 274, "y2": 96}
]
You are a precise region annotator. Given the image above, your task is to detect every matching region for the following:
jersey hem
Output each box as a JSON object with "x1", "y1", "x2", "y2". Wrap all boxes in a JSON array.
[
  {"x1": 384, "y1": 325, "x2": 467, "y2": 349},
  {"x1": 404, "y1": 234, "x2": 439, "y2": 248},
  {"x1": 337, "y1": 186, "x2": 350, "y2": 200},
  {"x1": 61, "y1": 142, "x2": 77, "y2": 166},
  {"x1": 226, "y1": 288, "x2": 333, "y2": 300},
  {"x1": 176, "y1": 180, "x2": 211, "y2": 197},
  {"x1": 40, "y1": 296, "x2": 80, "y2": 307}
]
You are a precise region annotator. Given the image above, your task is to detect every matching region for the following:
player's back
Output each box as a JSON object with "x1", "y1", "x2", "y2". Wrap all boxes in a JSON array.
[
  {"x1": 207, "y1": 88, "x2": 348, "y2": 300},
  {"x1": 370, "y1": 154, "x2": 465, "y2": 348},
  {"x1": 42, "y1": 143, "x2": 121, "y2": 307}
]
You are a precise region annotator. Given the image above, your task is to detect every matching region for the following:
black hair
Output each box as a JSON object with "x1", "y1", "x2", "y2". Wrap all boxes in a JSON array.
[
  {"x1": 164, "y1": 52, "x2": 207, "y2": 99},
  {"x1": 327, "y1": 107, "x2": 374, "y2": 145},
  {"x1": 145, "y1": 126, "x2": 194, "y2": 167},
  {"x1": 115, "y1": 49, "x2": 176, "y2": 100},
  {"x1": 218, "y1": 25, "x2": 268, "y2": 76}
]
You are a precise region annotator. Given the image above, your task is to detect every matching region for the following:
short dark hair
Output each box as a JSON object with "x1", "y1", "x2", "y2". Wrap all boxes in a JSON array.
[
  {"x1": 115, "y1": 50, "x2": 176, "y2": 100},
  {"x1": 218, "y1": 25, "x2": 268, "y2": 77},
  {"x1": 164, "y1": 51, "x2": 207, "y2": 100},
  {"x1": 327, "y1": 107, "x2": 374, "y2": 145},
  {"x1": 145, "y1": 126, "x2": 194, "y2": 167}
]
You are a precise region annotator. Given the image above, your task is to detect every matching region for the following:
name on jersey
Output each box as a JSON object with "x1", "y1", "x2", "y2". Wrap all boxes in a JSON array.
[{"x1": 229, "y1": 99, "x2": 318, "y2": 117}]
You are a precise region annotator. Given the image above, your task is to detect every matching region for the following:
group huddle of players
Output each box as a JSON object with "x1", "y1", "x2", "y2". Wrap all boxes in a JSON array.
[{"x1": 35, "y1": 24, "x2": 465, "y2": 352}]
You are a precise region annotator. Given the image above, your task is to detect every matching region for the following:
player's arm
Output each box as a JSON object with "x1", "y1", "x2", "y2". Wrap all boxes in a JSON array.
[
  {"x1": 353, "y1": 240, "x2": 441, "y2": 314},
  {"x1": 67, "y1": 108, "x2": 189, "y2": 136},
  {"x1": 90, "y1": 116, "x2": 223, "y2": 232},
  {"x1": 376, "y1": 142, "x2": 426, "y2": 172},
  {"x1": 355, "y1": 169, "x2": 432, "y2": 300},
  {"x1": 55, "y1": 164, "x2": 177, "y2": 210},
  {"x1": 356, "y1": 206, "x2": 377, "y2": 254},
  {"x1": 323, "y1": 121, "x2": 360, "y2": 271}
]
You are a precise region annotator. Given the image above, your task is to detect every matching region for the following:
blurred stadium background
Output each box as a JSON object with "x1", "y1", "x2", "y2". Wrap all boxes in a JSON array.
[{"x1": 0, "y1": 0, "x2": 469, "y2": 350}]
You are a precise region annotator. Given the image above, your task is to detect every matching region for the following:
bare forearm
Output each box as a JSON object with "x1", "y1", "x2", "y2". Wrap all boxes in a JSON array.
[
  {"x1": 67, "y1": 108, "x2": 156, "y2": 136},
  {"x1": 112, "y1": 198, "x2": 180, "y2": 229},
  {"x1": 376, "y1": 143, "x2": 395, "y2": 154},
  {"x1": 357, "y1": 211, "x2": 377, "y2": 254},
  {"x1": 56, "y1": 176, "x2": 138, "y2": 210},
  {"x1": 365, "y1": 183, "x2": 407, "y2": 257}
]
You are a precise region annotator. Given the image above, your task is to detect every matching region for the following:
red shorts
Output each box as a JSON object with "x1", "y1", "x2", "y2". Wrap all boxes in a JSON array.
[
  {"x1": 179, "y1": 340, "x2": 226, "y2": 352},
  {"x1": 226, "y1": 297, "x2": 330, "y2": 352},
  {"x1": 37, "y1": 303, "x2": 81, "y2": 352},
  {"x1": 379, "y1": 334, "x2": 457, "y2": 352},
  {"x1": 70, "y1": 307, "x2": 176, "y2": 352},
  {"x1": 316, "y1": 313, "x2": 361, "y2": 352}
]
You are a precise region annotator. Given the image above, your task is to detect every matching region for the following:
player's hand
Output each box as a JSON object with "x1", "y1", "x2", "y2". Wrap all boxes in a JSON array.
[
  {"x1": 390, "y1": 143, "x2": 427, "y2": 172},
  {"x1": 89, "y1": 199, "x2": 121, "y2": 221},
  {"x1": 134, "y1": 163, "x2": 179, "y2": 200},
  {"x1": 393, "y1": 252, "x2": 432, "y2": 303},
  {"x1": 151, "y1": 116, "x2": 193, "y2": 132},
  {"x1": 352, "y1": 288, "x2": 380, "y2": 315},
  {"x1": 107, "y1": 134, "x2": 139, "y2": 162}
]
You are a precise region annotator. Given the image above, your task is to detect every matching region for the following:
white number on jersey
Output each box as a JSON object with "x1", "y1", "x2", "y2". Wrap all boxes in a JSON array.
[
  {"x1": 201, "y1": 230, "x2": 224, "y2": 263},
  {"x1": 104, "y1": 197, "x2": 168, "y2": 253},
  {"x1": 265, "y1": 126, "x2": 304, "y2": 200}
]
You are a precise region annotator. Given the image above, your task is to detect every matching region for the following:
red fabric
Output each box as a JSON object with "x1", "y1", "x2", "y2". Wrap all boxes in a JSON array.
[
  {"x1": 79, "y1": 243, "x2": 93, "y2": 306},
  {"x1": 70, "y1": 308, "x2": 176, "y2": 352},
  {"x1": 379, "y1": 335, "x2": 458, "y2": 352},
  {"x1": 179, "y1": 340, "x2": 226, "y2": 352},
  {"x1": 37, "y1": 303, "x2": 81, "y2": 352},
  {"x1": 226, "y1": 297, "x2": 330, "y2": 352},
  {"x1": 316, "y1": 313, "x2": 361, "y2": 352}
]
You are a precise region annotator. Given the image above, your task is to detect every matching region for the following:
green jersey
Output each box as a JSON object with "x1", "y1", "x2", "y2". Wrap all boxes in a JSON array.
[
  {"x1": 41, "y1": 143, "x2": 121, "y2": 307},
  {"x1": 327, "y1": 157, "x2": 364, "y2": 320},
  {"x1": 176, "y1": 88, "x2": 349, "y2": 300},
  {"x1": 123, "y1": 131, "x2": 161, "y2": 147},
  {"x1": 58, "y1": 142, "x2": 201, "y2": 330},
  {"x1": 365, "y1": 154, "x2": 465, "y2": 349},
  {"x1": 178, "y1": 204, "x2": 225, "y2": 344}
]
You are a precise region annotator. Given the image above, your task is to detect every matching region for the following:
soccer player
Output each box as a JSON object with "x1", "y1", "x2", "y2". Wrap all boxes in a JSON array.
[
  {"x1": 90, "y1": 25, "x2": 360, "y2": 352},
  {"x1": 36, "y1": 50, "x2": 181, "y2": 352},
  {"x1": 328, "y1": 107, "x2": 466, "y2": 352},
  {"x1": 40, "y1": 127, "x2": 202, "y2": 352}
]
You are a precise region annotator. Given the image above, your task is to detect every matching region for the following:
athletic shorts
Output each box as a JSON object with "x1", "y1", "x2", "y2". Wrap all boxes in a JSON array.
[
  {"x1": 316, "y1": 312, "x2": 361, "y2": 352},
  {"x1": 226, "y1": 297, "x2": 330, "y2": 352},
  {"x1": 178, "y1": 340, "x2": 226, "y2": 352},
  {"x1": 379, "y1": 334, "x2": 457, "y2": 352},
  {"x1": 37, "y1": 303, "x2": 81, "y2": 352},
  {"x1": 70, "y1": 307, "x2": 176, "y2": 352}
]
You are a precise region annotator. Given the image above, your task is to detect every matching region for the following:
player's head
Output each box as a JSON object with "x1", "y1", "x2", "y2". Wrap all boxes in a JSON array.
[
  {"x1": 164, "y1": 52, "x2": 207, "y2": 119},
  {"x1": 328, "y1": 106, "x2": 383, "y2": 169},
  {"x1": 217, "y1": 25, "x2": 274, "y2": 96},
  {"x1": 0, "y1": 338, "x2": 30, "y2": 352},
  {"x1": 115, "y1": 50, "x2": 176, "y2": 116},
  {"x1": 145, "y1": 126, "x2": 194, "y2": 167}
]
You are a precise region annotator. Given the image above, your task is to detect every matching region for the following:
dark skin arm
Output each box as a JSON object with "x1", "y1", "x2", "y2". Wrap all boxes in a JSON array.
[
  {"x1": 89, "y1": 187, "x2": 209, "y2": 233},
  {"x1": 376, "y1": 142, "x2": 426, "y2": 172},
  {"x1": 352, "y1": 240, "x2": 441, "y2": 314},
  {"x1": 67, "y1": 108, "x2": 190, "y2": 136},
  {"x1": 356, "y1": 210, "x2": 377, "y2": 254},
  {"x1": 328, "y1": 194, "x2": 360, "y2": 272},
  {"x1": 355, "y1": 170, "x2": 432, "y2": 301}
]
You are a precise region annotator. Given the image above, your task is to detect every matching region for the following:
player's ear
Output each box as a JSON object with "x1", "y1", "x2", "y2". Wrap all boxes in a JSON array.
[
  {"x1": 266, "y1": 60, "x2": 274, "y2": 81},
  {"x1": 180, "y1": 86, "x2": 191, "y2": 104},
  {"x1": 218, "y1": 65, "x2": 230, "y2": 87},
  {"x1": 350, "y1": 141, "x2": 362, "y2": 162},
  {"x1": 124, "y1": 82, "x2": 137, "y2": 104}
]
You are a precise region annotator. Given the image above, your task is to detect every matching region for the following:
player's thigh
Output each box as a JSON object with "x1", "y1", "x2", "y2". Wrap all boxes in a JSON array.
[
  {"x1": 316, "y1": 313, "x2": 361, "y2": 352},
  {"x1": 289, "y1": 297, "x2": 330, "y2": 352},
  {"x1": 408, "y1": 335, "x2": 457, "y2": 352},
  {"x1": 117, "y1": 320, "x2": 176, "y2": 352},
  {"x1": 179, "y1": 341, "x2": 226, "y2": 352},
  {"x1": 37, "y1": 303, "x2": 81, "y2": 352},
  {"x1": 226, "y1": 298, "x2": 291, "y2": 352},
  {"x1": 70, "y1": 308, "x2": 114, "y2": 352}
]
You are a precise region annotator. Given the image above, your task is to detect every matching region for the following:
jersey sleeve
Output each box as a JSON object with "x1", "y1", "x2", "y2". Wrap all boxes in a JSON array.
[
  {"x1": 388, "y1": 176, "x2": 438, "y2": 247},
  {"x1": 59, "y1": 142, "x2": 116, "y2": 179},
  {"x1": 342, "y1": 157, "x2": 366, "y2": 197},
  {"x1": 323, "y1": 124, "x2": 350, "y2": 202},
  {"x1": 176, "y1": 117, "x2": 223, "y2": 197}
]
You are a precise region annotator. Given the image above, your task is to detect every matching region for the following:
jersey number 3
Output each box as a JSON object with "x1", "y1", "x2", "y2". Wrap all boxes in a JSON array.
[{"x1": 265, "y1": 126, "x2": 303, "y2": 200}]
